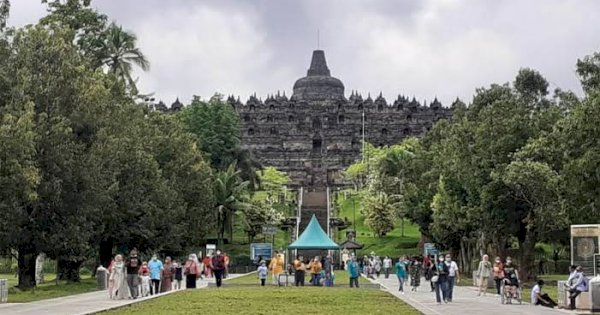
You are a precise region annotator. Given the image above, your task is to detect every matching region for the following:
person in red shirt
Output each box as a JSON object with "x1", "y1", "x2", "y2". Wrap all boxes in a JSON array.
[
  {"x1": 202, "y1": 255, "x2": 212, "y2": 278},
  {"x1": 211, "y1": 250, "x2": 226, "y2": 287},
  {"x1": 223, "y1": 253, "x2": 230, "y2": 278}
]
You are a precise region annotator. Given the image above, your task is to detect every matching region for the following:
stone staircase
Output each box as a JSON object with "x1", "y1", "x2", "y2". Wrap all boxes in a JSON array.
[{"x1": 297, "y1": 190, "x2": 330, "y2": 260}]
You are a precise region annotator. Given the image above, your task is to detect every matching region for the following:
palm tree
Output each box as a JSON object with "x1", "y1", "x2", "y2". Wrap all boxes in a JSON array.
[
  {"x1": 233, "y1": 147, "x2": 263, "y2": 191},
  {"x1": 214, "y1": 163, "x2": 251, "y2": 247},
  {"x1": 100, "y1": 23, "x2": 149, "y2": 94}
]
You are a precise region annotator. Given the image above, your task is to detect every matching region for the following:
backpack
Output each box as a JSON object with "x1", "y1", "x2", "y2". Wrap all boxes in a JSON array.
[
  {"x1": 582, "y1": 275, "x2": 589, "y2": 292},
  {"x1": 213, "y1": 256, "x2": 225, "y2": 270}
]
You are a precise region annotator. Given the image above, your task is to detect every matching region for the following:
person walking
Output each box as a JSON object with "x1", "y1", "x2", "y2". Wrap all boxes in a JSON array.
[
  {"x1": 160, "y1": 256, "x2": 174, "y2": 293},
  {"x1": 383, "y1": 256, "x2": 392, "y2": 279},
  {"x1": 395, "y1": 258, "x2": 407, "y2": 294},
  {"x1": 125, "y1": 249, "x2": 141, "y2": 299},
  {"x1": 257, "y1": 261, "x2": 268, "y2": 286},
  {"x1": 476, "y1": 254, "x2": 492, "y2": 296},
  {"x1": 184, "y1": 253, "x2": 201, "y2": 289},
  {"x1": 211, "y1": 250, "x2": 227, "y2": 288},
  {"x1": 324, "y1": 254, "x2": 334, "y2": 287},
  {"x1": 492, "y1": 257, "x2": 504, "y2": 296},
  {"x1": 373, "y1": 256, "x2": 382, "y2": 278},
  {"x1": 308, "y1": 256, "x2": 322, "y2": 286},
  {"x1": 347, "y1": 255, "x2": 360, "y2": 288},
  {"x1": 432, "y1": 256, "x2": 450, "y2": 304},
  {"x1": 410, "y1": 256, "x2": 422, "y2": 291},
  {"x1": 445, "y1": 254, "x2": 459, "y2": 302},
  {"x1": 223, "y1": 252, "x2": 230, "y2": 279},
  {"x1": 109, "y1": 254, "x2": 130, "y2": 300},
  {"x1": 148, "y1": 255, "x2": 163, "y2": 295},
  {"x1": 202, "y1": 255, "x2": 212, "y2": 278},
  {"x1": 173, "y1": 259, "x2": 183, "y2": 290},
  {"x1": 268, "y1": 251, "x2": 284, "y2": 286},
  {"x1": 293, "y1": 255, "x2": 306, "y2": 286}
]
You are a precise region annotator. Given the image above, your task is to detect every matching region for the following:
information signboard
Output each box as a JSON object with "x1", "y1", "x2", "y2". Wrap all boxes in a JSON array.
[
  {"x1": 262, "y1": 226, "x2": 278, "y2": 235},
  {"x1": 251, "y1": 243, "x2": 272, "y2": 261},
  {"x1": 424, "y1": 243, "x2": 439, "y2": 257}
]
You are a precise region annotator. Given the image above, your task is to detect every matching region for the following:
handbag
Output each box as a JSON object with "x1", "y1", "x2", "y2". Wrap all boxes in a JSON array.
[{"x1": 431, "y1": 275, "x2": 439, "y2": 283}]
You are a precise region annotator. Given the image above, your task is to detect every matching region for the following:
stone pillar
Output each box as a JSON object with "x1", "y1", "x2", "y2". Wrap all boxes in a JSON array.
[{"x1": 571, "y1": 225, "x2": 600, "y2": 275}]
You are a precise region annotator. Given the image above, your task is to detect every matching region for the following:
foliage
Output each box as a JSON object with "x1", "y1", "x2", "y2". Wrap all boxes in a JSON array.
[
  {"x1": 258, "y1": 166, "x2": 290, "y2": 198},
  {"x1": 362, "y1": 193, "x2": 395, "y2": 238},
  {"x1": 214, "y1": 164, "x2": 251, "y2": 247}
]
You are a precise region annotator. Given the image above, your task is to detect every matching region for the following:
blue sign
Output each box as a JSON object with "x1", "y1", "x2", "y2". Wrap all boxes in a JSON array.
[
  {"x1": 250, "y1": 243, "x2": 272, "y2": 261},
  {"x1": 424, "y1": 243, "x2": 439, "y2": 256}
]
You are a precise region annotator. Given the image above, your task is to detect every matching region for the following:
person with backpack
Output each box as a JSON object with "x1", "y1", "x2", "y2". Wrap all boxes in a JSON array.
[
  {"x1": 567, "y1": 266, "x2": 588, "y2": 310},
  {"x1": 211, "y1": 250, "x2": 227, "y2": 288}
]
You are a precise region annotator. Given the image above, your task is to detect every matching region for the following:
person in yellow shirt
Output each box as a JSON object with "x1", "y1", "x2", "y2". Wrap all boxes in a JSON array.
[
  {"x1": 293, "y1": 255, "x2": 306, "y2": 286},
  {"x1": 307, "y1": 256, "x2": 322, "y2": 286},
  {"x1": 269, "y1": 251, "x2": 284, "y2": 286}
]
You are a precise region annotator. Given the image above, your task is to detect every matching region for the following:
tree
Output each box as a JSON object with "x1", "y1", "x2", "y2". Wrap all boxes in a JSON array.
[
  {"x1": 213, "y1": 164, "x2": 251, "y2": 247},
  {"x1": 363, "y1": 192, "x2": 395, "y2": 237},
  {"x1": 98, "y1": 23, "x2": 149, "y2": 95},
  {"x1": 576, "y1": 52, "x2": 600, "y2": 94},
  {"x1": 179, "y1": 95, "x2": 242, "y2": 170},
  {"x1": 258, "y1": 166, "x2": 290, "y2": 199},
  {"x1": 0, "y1": 0, "x2": 9, "y2": 31}
]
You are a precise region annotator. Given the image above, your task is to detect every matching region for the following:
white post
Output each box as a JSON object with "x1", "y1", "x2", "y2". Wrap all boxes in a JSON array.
[{"x1": 296, "y1": 186, "x2": 303, "y2": 258}]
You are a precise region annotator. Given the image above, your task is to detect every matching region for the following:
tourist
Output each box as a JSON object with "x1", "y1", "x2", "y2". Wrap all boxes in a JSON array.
[
  {"x1": 211, "y1": 249, "x2": 227, "y2": 288},
  {"x1": 308, "y1": 256, "x2": 322, "y2": 286},
  {"x1": 373, "y1": 255, "x2": 382, "y2": 278},
  {"x1": 432, "y1": 255, "x2": 449, "y2": 304},
  {"x1": 184, "y1": 253, "x2": 201, "y2": 289},
  {"x1": 503, "y1": 257, "x2": 519, "y2": 300},
  {"x1": 410, "y1": 256, "x2": 422, "y2": 291},
  {"x1": 395, "y1": 258, "x2": 407, "y2": 294},
  {"x1": 173, "y1": 259, "x2": 184, "y2": 290},
  {"x1": 202, "y1": 255, "x2": 212, "y2": 278},
  {"x1": 347, "y1": 255, "x2": 360, "y2": 288},
  {"x1": 293, "y1": 255, "x2": 306, "y2": 286},
  {"x1": 160, "y1": 256, "x2": 174, "y2": 293},
  {"x1": 148, "y1": 254, "x2": 163, "y2": 295},
  {"x1": 427, "y1": 255, "x2": 436, "y2": 292},
  {"x1": 125, "y1": 249, "x2": 141, "y2": 299},
  {"x1": 140, "y1": 268, "x2": 150, "y2": 297},
  {"x1": 476, "y1": 254, "x2": 492, "y2": 296},
  {"x1": 109, "y1": 254, "x2": 130, "y2": 300},
  {"x1": 383, "y1": 256, "x2": 392, "y2": 279},
  {"x1": 361, "y1": 255, "x2": 369, "y2": 275},
  {"x1": 257, "y1": 261, "x2": 268, "y2": 286},
  {"x1": 445, "y1": 254, "x2": 459, "y2": 302},
  {"x1": 492, "y1": 257, "x2": 504, "y2": 295},
  {"x1": 223, "y1": 252, "x2": 230, "y2": 279},
  {"x1": 567, "y1": 265, "x2": 588, "y2": 310},
  {"x1": 268, "y1": 251, "x2": 284, "y2": 286},
  {"x1": 422, "y1": 255, "x2": 432, "y2": 281},
  {"x1": 324, "y1": 254, "x2": 334, "y2": 287},
  {"x1": 532, "y1": 280, "x2": 558, "y2": 308}
]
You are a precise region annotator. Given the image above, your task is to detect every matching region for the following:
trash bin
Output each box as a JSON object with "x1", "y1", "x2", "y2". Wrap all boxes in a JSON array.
[
  {"x1": 0, "y1": 279, "x2": 7, "y2": 303},
  {"x1": 590, "y1": 276, "x2": 600, "y2": 312},
  {"x1": 96, "y1": 266, "x2": 108, "y2": 290}
]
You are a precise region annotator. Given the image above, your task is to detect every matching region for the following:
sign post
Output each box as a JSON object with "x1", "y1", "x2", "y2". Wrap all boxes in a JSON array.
[{"x1": 250, "y1": 243, "x2": 273, "y2": 263}]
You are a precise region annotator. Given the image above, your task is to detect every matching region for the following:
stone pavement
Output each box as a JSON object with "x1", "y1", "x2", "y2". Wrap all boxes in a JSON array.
[
  {"x1": 371, "y1": 276, "x2": 589, "y2": 315},
  {"x1": 0, "y1": 273, "x2": 246, "y2": 315}
]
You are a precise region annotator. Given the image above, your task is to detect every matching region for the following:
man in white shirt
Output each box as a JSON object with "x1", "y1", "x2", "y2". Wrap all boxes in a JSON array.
[
  {"x1": 568, "y1": 266, "x2": 588, "y2": 310},
  {"x1": 445, "y1": 254, "x2": 460, "y2": 302},
  {"x1": 532, "y1": 280, "x2": 557, "y2": 308}
]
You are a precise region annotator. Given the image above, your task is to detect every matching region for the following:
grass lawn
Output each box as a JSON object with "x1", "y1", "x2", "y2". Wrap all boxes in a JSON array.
[
  {"x1": 337, "y1": 193, "x2": 421, "y2": 258},
  {"x1": 99, "y1": 286, "x2": 421, "y2": 315},
  {"x1": 0, "y1": 273, "x2": 97, "y2": 303},
  {"x1": 224, "y1": 270, "x2": 368, "y2": 285}
]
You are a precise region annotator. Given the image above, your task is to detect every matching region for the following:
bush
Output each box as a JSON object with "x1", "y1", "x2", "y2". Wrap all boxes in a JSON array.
[{"x1": 396, "y1": 240, "x2": 419, "y2": 249}]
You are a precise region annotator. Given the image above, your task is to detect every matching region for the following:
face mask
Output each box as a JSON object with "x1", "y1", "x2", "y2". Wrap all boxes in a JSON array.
[
  {"x1": 216, "y1": 251, "x2": 221, "y2": 255},
  {"x1": 439, "y1": 258, "x2": 444, "y2": 262},
  {"x1": 445, "y1": 257, "x2": 451, "y2": 262},
  {"x1": 152, "y1": 257, "x2": 157, "y2": 261},
  {"x1": 506, "y1": 260, "x2": 512, "y2": 264}
]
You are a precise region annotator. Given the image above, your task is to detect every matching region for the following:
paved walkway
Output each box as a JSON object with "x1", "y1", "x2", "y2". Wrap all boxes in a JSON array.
[
  {"x1": 371, "y1": 276, "x2": 589, "y2": 315},
  {"x1": 0, "y1": 274, "x2": 246, "y2": 315}
]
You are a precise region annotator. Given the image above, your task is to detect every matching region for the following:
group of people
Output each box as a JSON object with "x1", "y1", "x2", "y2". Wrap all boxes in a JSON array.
[
  {"x1": 107, "y1": 248, "x2": 230, "y2": 299},
  {"x1": 358, "y1": 253, "x2": 394, "y2": 279},
  {"x1": 257, "y1": 252, "x2": 337, "y2": 287}
]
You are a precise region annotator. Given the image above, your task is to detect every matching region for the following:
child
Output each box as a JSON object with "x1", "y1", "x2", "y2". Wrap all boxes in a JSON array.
[
  {"x1": 257, "y1": 261, "x2": 268, "y2": 286},
  {"x1": 140, "y1": 270, "x2": 151, "y2": 297},
  {"x1": 173, "y1": 260, "x2": 183, "y2": 290}
]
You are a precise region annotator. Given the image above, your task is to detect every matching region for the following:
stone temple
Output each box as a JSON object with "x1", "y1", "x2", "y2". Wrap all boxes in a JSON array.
[{"x1": 229, "y1": 50, "x2": 452, "y2": 189}]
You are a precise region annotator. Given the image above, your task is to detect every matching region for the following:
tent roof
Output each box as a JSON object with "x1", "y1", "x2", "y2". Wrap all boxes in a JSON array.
[
  {"x1": 288, "y1": 215, "x2": 340, "y2": 250},
  {"x1": 339, "y1": 239, "x2": 363, "y2": 250}
]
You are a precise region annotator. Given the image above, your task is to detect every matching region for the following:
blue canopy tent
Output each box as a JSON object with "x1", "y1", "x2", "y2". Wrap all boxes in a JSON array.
[{"x1": 288, "y1": 215, "x2": 340, "y2": 250}]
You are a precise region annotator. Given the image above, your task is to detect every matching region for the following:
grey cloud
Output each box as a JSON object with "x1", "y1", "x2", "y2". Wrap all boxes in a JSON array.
[{"x1": 7, "y1": 0, "x2": 600, "y2": 106}]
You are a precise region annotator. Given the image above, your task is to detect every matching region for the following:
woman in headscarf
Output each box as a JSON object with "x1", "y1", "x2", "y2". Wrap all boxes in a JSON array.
[
  {"x1": 184, "y1": 254, "x2": 201, "y2": 289},
  {"x1": 161, "y1": 256, "x2": 175, "y2": 292},
  {"x1": 109, "y1": 254, "x2": 130, "y2": 300}
]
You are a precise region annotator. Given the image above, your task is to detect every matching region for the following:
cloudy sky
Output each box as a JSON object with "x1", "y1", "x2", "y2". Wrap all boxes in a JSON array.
[{"x1": 8, "y1": 0, "x2": 600, "y2": 106}]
